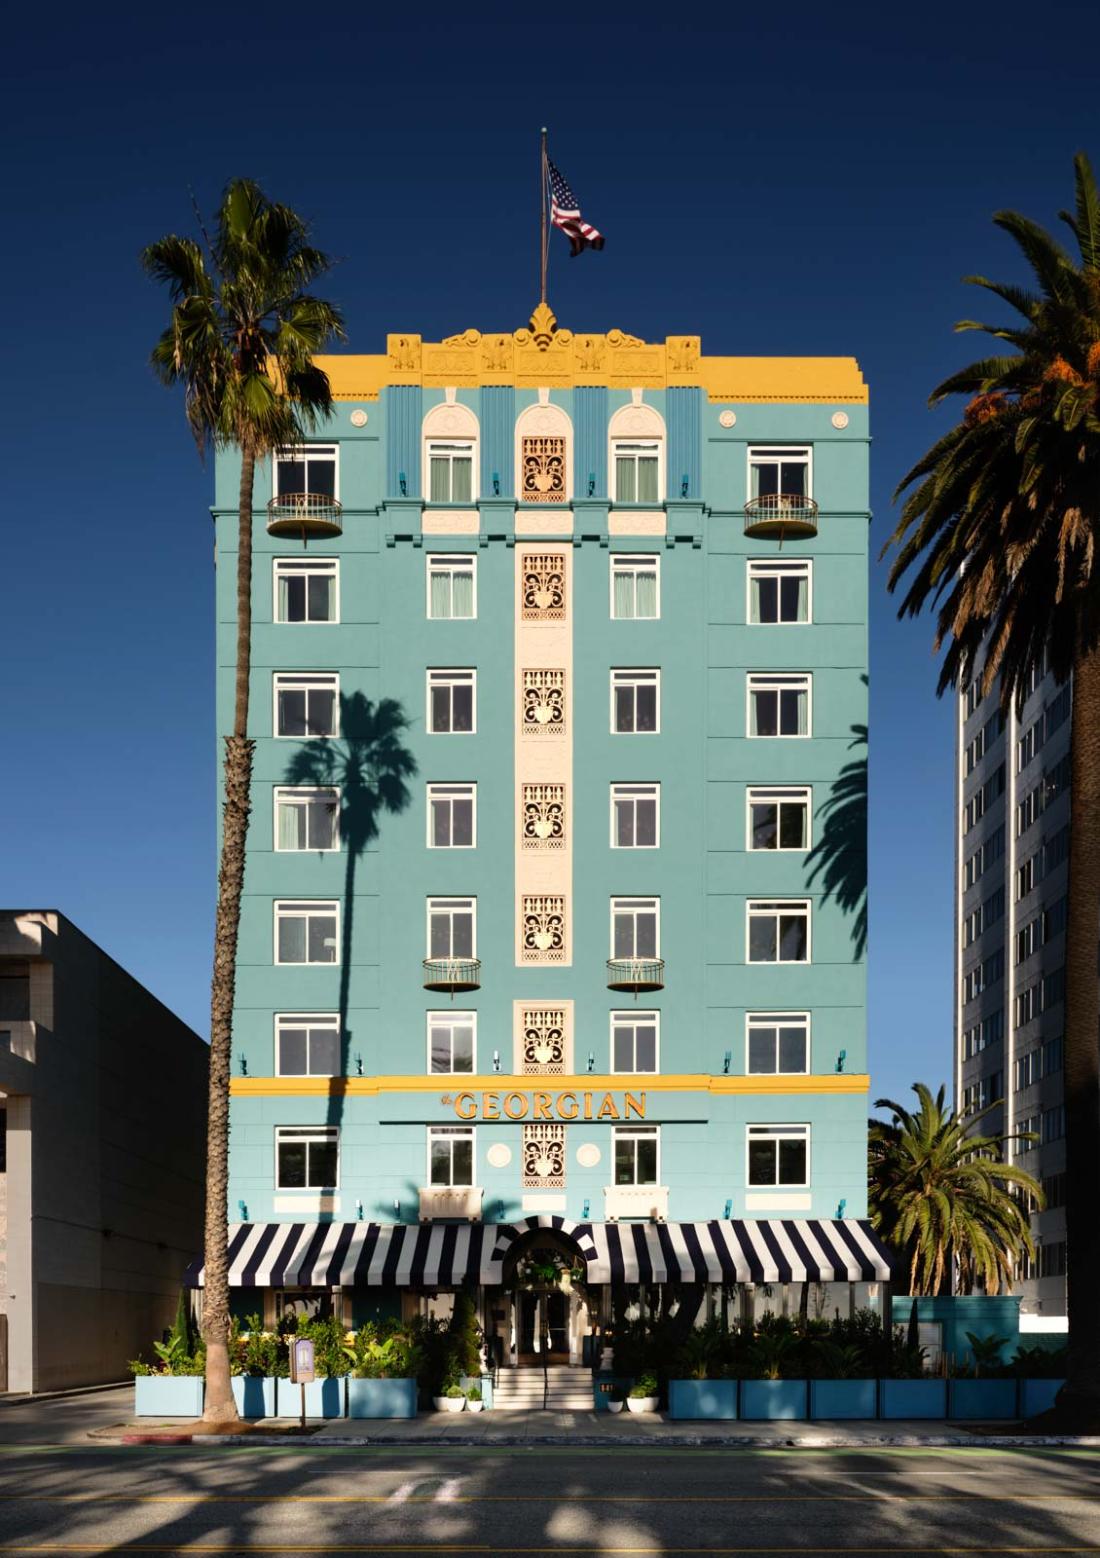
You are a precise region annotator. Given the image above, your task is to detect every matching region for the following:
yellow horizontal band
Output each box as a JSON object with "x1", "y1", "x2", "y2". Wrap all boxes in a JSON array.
[{"x1": 231, "y1": 1073, "x2": 869, "y2": 1098}]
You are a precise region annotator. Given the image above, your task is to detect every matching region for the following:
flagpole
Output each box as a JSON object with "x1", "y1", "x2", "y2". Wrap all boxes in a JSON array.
[{"x1": 539, "y1": 127, "x2": 548, "y2": 306}]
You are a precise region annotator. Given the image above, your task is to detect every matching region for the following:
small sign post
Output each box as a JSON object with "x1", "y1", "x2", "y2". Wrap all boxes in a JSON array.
[{"x1": 289, "y1": 1337, "x2": 315, "y2": 1432}]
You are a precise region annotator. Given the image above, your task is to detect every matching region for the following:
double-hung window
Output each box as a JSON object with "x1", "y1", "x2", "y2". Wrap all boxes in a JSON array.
[
  {"x1": 274, "y1": 787, "x2": 340, "y2": 852},
  {"x1": 428, "y1": 1011, "x2": 476, "y2": 1074},
  {"x1": 611, "y1": 897, "x2": 660, "y2": 960},
  {"x1": 274, "y1": 444, "x2": 338, "y2": 502},
  {"x1": 611, "y1": 1011, "x2": 659, "y2": 1074},
  {"x1": 612, "y1": 441, "x2": 661, "y2": 503},
  {"x1": 427, "y1": 441, "x2": 475, "y2": 504},
  {"x1": 427, "y1": 554, "x2": 476, "y2": 619},
  {"x1": 747, "y1": 1123, "x2": 809, "y2": 1187},
  {"x1": 274, "y1": 673, "x2": 339, "y2": 738},
  {"x1": 747, "y1": 787, "x2": 811, "y2": 851},
  {"x1": 747, "y1": 900, "x2": 811, "y2": 964},
  {"x1": 747, "y1": 560, "x2": 811, "y2": 624},
  {"x1": 611, "y1": 669, "x2": 660, "y2": 733},
  {"x1": 748, "y1": 446, "x2": 811, "y2": 503},
  {"x1": 747, "y1": 674, "x2": 811, "y2": 737},
  {"x1": 611, "y1": 783, "x2": 659, "y2": 848},
  {"x1": 275, "y1": 1014, "x2": 340, "y2": 1077},
  {"x1": 427, "y1": 783, "x2": 476, "y2": 848},
  {"x1": 276, "y1": 1125, "x2": 339, "y2": 1189},
  {"x1": 274, "y1": 558, "x2": 338, "y2": 624},
  {"x1": 427, "y1": 897, "x2": 476, "y2": 960},
  {"x1": 613, "y1": 1124, "x2": 660, "y2": 1185},
  {"x1": 274, "y1": 900, "x2": 340, "y2": 965},
  {"x1": 427, "y1": 669, "x2": 475, "y2": 733},
  {"x1": 610, "y1": 554, "x2": 660, "y2": 619},
  {"x1": 746, "y1": 1013, "x2": 810, "y2": 1075},
  {"x1": 429, "y1": 1124, "x2": 475, "y2": 1186}
]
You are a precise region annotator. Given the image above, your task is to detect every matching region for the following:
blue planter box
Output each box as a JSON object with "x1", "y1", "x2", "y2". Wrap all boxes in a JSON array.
[
  {"x1": 810, "y1": 1379, "x2": 877, "y2": 1420},
  {"x1": 231, "y1": 1376, "x2": 278, "y2": 1418},
  {"x1": 461, "y1": 1375, "x2": 493, "y2": 1410},
  {"x1": 741, "y1": 1380, "x2": 808, "y2": 1420},
  {"x1": 1020, "y1": 1378, "x2": 1065, "y2": 1417},
  {"x1": 668, "y1": 1379, "x2": 738, "y2": 1420},
  {"x1": 879, "y1": 1379, "x2": 948, "y2": 1419},
  {"x1": 295, "y1": 1377, "x2": 346, "y2": 1418},
  {"x1": 347, "y1": 1377, "x2": 418, "y2": 1419},
  {"x1": 949, "y1": 1379, "x2": 1018, "y2": 1420},
  {"x1": 134, "y1": 1376, "x2": 204, "y2": 1418}
]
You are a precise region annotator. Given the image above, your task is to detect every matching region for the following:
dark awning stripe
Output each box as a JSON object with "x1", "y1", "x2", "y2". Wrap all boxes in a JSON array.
[
  {"x1": 240, "y1": 1224, "x2": 280, "y2": 1287},
  {"x1": 321, "y1": 1223, "x2": 356, "y2": 1287},
  {"x1": 631, "y1": 1222, "x2": 654, "y2": 1284},
  {"x1": 350, "y1": 1223, "x2": 382, "y2": 1285},
  {"x1": 832, "y1": 1218, "x2": 880, "y2": 1281},
  {"x1": 678, "y1": 1221, "x2": 711, "y2": 1282}
]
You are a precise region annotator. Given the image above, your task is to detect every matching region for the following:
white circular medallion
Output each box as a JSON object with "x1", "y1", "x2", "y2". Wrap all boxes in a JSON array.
[
  {"x1": 576, "y1": 1143, "x2": 601, "y2": 1169},
  {"x1": 349, "y1": 408, "x2": 369, "y2": 427},
  {"x1": 487, "y1": 1142, "x2": 512, "y2": 1169},
  {"x1": 831, "y1": 411, "x2": 849, "y2": 429},
  {"x1": 718, "y1": 409, "x2": 737, "y2": 428}
]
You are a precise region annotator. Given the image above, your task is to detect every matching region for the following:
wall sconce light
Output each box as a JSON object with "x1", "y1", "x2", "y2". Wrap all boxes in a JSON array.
[
  {"x1": 356, "y1": 1199, "x2": 364, "y2": 1221},
  {"x1": 239, "y1": 1052, "x2": 248, "y2": 1077},
  {"x1": 680, "y1": 473, "x2": 690, "y2": 498},
  {"x1": 392, "y1": 1198, "x2": 400, "y2": 1218},
  {"x1": 724, "y1": 1199, "x2": 732, "y2": 1219},
  {"x1": 723, "y1": 1050, "x2": 731, "y2": 1074},
  {"x1": 583, "y1": 1198, "x2": 590, "y2": 1219},
  {"x1": 493, "y1": 1049, "x2": 501, "y2": 1073},
  {"x1": 398, "y1": 470, "x2": 407, "y2": 496},
  {"x1": 237, "y1": 1200, "x2": 248, "y2": 1221},
  {"x1": 355, "y1": 1052, "x2": 364, "y2": 1076},
  {"x1": 492, "y1": 470, "x2": 501, "y2": 496},
  {"x1": 587, "y1": 471, "x2": 596, "y2": 497},
  {"x1": 495, "y1": 1200, "x2": 504, "y2": 1220},
  {"x1": 837, "y1": 1198, "x2": 847, "y2": 1220},
  {"x1": 587, "y1": 1051, "x2": 595, "y2": 1073},
  {"x1": 836, "y1": 1049, "x2": 847, "y2": 1073}
]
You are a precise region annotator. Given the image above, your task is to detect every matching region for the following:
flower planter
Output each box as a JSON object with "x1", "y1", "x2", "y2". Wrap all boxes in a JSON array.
[
  {"x1": 467, "y1": 1400, "x2": 484, "y2": 1413},
  {"x1": 947, "y1": 1378, "x2": 1017, "y2": 1421},
  {"x1": 809, "y1": 1380, "x2": 877, "y2": 1420},
  {"x1": 231, "y1": 1375, "x2": 279, "y2": 1419},
  {"x1": 347, "y1": 1378, "x2": 418, "y2": 1419},
  {"x1": 626, "y1": 1396, "x2": 659, "y2": 1414},
  {"x1": 434, "y1": 1395, "x2": 466, "y2": 1413},
  {"x1": 668, "y1": 1379, "x2": 738, "y2": 1420},
  {"x1": 878, "y1": 1379, "x2": 948, "y2": 1419},
  {"x1": 461, "y1": 1374, "x2": 493, "y2": 1410},
  {"x1": 741, "y1": 1380, "x2": 808, "y2": 1420},
  {"x1": 134, "y1": 1376, "x2": 204, "y2": 1418},
  {"x1": 1019, "y1": 1378, "x2": 1065, "y2": 1418},
  {"x1": 606, "y1": 1400, "x2": 624, "y2": 1414}
]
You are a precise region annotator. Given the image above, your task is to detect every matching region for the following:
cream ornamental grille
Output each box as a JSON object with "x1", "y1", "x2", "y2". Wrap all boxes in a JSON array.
[
  {"x1": 521, "y1": 1008, "x2": 566, "y2": 1074},
  {"x1": 521, "y1": 553, "x2": 567, "y2": 620},
  {"x1": 522, "y1": 669, "x2": 566, "y2": 734},
  {"x1": 522, "y1": 783, "x2": 566, "y2": 849},
  {"x1": 521, "y1": 896, "x2": 567, "y2": 963},
  {"x1": 521, "y1": 436, "x2": 567, "y2": 503},
  {"x1": 522, "y1": 1122, "x2": 566, "y2": 1188}
]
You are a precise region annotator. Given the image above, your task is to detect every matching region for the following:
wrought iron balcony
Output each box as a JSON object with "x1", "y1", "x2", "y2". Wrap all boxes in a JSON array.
[
  {"x1": 743, "y1": 493, "x2": 819, "y2": 541},
  {"x1": 423, "y1": 957, "x2": 482, "y2": 994},
  {"x1": 266, "y1": 492, "x2": 343, "y2": 538},
  {"x1": 606, "y1": 957, "x2": 665, "y2": 994}
]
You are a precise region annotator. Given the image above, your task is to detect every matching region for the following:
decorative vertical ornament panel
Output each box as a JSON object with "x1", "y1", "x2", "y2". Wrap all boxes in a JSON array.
[
  {"x1": 521, "y1": 553, "x2": 566, "y2": 619},
  {"x1": 521, "y1": 435, "x2": 567, "y2": 503},
  {"x1": 522, "y1": 1123, "x2": 566, "y2": 1188},
  {"x1": 522, "y1": 669, "x2": 566, "y2": 734},
  {"x1": 522, "y1": 783, "x2": 566, "y2": 849},
  {"x1": 522, "y1": 1008, "x2": 566, "y2": 1074},
  {"x1": 521, "y1": 896, "x2": 567, "y2": 962}
]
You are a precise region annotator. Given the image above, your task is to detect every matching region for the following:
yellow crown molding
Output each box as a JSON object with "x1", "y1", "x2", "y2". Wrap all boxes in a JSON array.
[
  {"x1": 230, "y1": 1072, "x2": 869, "y2": 1099},
  {"x1": 314, "y1": 304, "x2": 867, "y2": 405}
]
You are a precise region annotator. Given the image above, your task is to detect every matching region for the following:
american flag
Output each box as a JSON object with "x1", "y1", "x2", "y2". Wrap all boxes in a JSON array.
[{"x1": 548, "y1": 160, "x2": 605, "y2": 257}]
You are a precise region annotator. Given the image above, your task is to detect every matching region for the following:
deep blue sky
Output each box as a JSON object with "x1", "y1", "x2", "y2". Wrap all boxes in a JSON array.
[{"x1": 4, "y1": 1, "x2": 1097, "y2": 1108}]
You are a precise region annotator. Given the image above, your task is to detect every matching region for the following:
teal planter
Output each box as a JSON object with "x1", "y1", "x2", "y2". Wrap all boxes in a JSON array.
[
  {"x1": 741, "y1": 1380, "x2": 808, "y2": 1420},
  {"x1": 668, "y1": 1379, "x2": 738, "y2": 1420},
  {"x1": 879, "y1": 1379, "x2": 947, "y2": 1419},
  {"x1": 297, "y1": 1377, "x2": 346, "y2": 1418},
  {"x1": 134, "y1": 1376, "x2": 204, "y2": 1418},
  {"x1": 346, "y1": 1377, "x2": 418, "y2": 1419},
  {"x1": 1020, "y1": 1379, "x2": 1065, "y2": 1417},
  {"x1": 948, "y1": 1379, "x2": 1018, "y2": 1420},
  {"x1": 810, "y1": 1379, "x2": 877, "y2": 1420},
  {"x1": 461, "y1": 1374, "x2": 493, "y2": 1410},
  {"x1": 231, "y1": 1375, "x2": 278, "y2": 1418}
]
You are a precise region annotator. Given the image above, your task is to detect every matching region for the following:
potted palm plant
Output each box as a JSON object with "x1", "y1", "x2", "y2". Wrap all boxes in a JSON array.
[
  {"x1": 948, "y1": 1333, "x2": 1017, "y2": 1420},
  {"x1": 230, "y1": 1316, "x2": 283, "y2": 1419},
  {"x1": 740, "y1": 1320, "x2": 808, "y2": 1420},
  {"x1": 668, "y1": 1321, "x2": 738, "y2": 1420},
  {"x1": 346, "y1": 1324, "x2": 421, "y2": 1419},
  {"x1": 131, "y1": 1293, "x2": 206, "y2": 1417}
]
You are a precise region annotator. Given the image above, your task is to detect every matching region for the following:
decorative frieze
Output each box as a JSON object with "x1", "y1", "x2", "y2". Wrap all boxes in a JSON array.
[
  {"x1": 521, "y1": 783, "x2": 566, "y2": 849},
  {"x1": 522, "y1": 1123, "x2": 566, "y2": 1188},
  {"x1": 521, "y1": 435, "x2": 567, "y2": 503},
  {"x1": 521, "y1": 895, "x2": 567, "y2": 963},
  {"x1": 521, "y1": 1008, "x2": 566, "y2": 1074},
  {"x1": 521, "y1": 553, "x2": 566, "y2": 620},
  {"x1": 522, "y1": 669, "x2": 566, "y2": 734}
]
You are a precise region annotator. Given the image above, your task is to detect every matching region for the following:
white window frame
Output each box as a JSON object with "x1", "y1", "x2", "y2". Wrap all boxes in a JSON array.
[
  {"x1": 610, "y1": 553, "x2": 661, "y2": 619},
  {"x1": 273, "y1": 557, "x2": 340, "y2": 625},
  {"x1": 610, "y1": 783, "x2": 660, "y2": 849},
  {"x1": 273, "y1": 900, "x2": 341, "y2": 966},
  {"x1": 426, "y1": 439, "x2": 478, "y2": 504},
  {"x1": 746, "y1": 445, "x2": 813, "y2": 501},
  {"x1": 273, "y1": 673, "x2": 340, "y2": 739},
  {"x1": 275, "y1": 1124, "x2": 340, "y2": 1190},
  {"x1": 273, "y1": 787, "x2": 341, "y2": 853},
  {"x1": 426, "y1": 896, "x2": 477, "y2": 960},
  {"x1": 746, "y1": 899, "x2": 812, "y2": 965},
  {"x1": 745, "y1": 1012, "x2": 811, "y2": 1076},
  {"x1": 427, "y1": 669, "x2": 477, "y2": 734},
  {"x1": 426, "y1": 783, "x2": 477, "y2": 849},
  {"x1": 611, "y1": 440, "x2": 664, "y2": 504},
  {"x1": 273, "y1": 443, "x2": 340, "y2": 501},
  {"x1": 610, "y1": 1011, "x2": 660, "y2": 1075},
  {"x1": 427, "y1": 1011, "x2": 477, "y2": 1075},
  {"x1": 746, "y1": 559, "x2": 813, "y2": 625},
  {"x1": 612, "y1": 1124, "x2": 661, "y2": 1186},
  {"x1": 427, "y1": 1124, "x2": 476, "y2": 1188},
  {"x1": 746, "y1": 673, "x2": 813, "y2": 738},
  {"x1": 745, "y1": 786, "x2": 812, "y2": 852},
  {"x1": 275, "y1": 1013, "x2": 341, "y2": 1078},
  {"x1": 610, "y1": 896, "x2": 660, "y2": 959},
  {"x1": 746, "y1": 1122, "x2": 810, "y2": 1188},
  {"x1": 610, "y1": 668, "x2": 661, "y2": 734},
  {"x1": 426, "y1": 553, "x2": 477, "y2": 620}
]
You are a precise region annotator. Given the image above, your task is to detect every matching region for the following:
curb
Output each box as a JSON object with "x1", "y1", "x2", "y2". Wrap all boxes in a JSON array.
[{"x1": 179, "y1": 1431, "x2": 1100, "y2": 1449}]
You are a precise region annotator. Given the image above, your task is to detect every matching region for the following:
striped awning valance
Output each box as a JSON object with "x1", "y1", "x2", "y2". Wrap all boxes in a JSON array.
[{"x1": 184, "y1": 1215, "x2": 891, "y2": 1289}]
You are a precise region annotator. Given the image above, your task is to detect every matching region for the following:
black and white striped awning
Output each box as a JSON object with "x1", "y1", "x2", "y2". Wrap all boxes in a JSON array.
[{"x1": 185, "y1": 1216, "x2": 891, "y2": 1289}]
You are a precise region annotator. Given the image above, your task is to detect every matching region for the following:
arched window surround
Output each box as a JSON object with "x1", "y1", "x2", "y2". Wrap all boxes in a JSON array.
[
  {"x1": 608, "y1": 399, "x2": 666, "y2": 505},
  {"x1": 422, "y1": 399, "x2": 480, "y2": 504}
]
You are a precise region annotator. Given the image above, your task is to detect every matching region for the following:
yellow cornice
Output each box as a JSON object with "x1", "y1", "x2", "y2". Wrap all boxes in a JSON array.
[
  {"x1": 314, "y1": 304, "x2": 867, "y2": 405},
  {"x1": 231, "y1": 1073, "x2": 869, "y2": 1099}
]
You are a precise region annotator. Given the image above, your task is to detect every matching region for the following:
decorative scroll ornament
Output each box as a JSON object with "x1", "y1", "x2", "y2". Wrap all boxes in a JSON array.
[
  {"x1": 521, "y1": 553, "x2": 566, "y2": 619},
  {"x1": 521, "y1": 436, "x2": 567, "y2": 503},
  {"x1": 522, "y1": 896, "x2": 566, "y2": 962},
  {"x1": 522, "y1": 1008, "x2": 566, "y2": 1074},
  {"x1": 522, "y1": 784, "x2": 566, "y2": 849},
  {"x1": 522, "y1": 1124, "x2": 566, "y2": 1188},
  {"x1": 522, "y1": 669, "x2": 565, "y2": 733}
]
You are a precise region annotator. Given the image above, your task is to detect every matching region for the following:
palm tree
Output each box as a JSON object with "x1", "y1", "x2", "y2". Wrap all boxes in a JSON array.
[
  {"x1": 143, "y1": 180, "x2": 345, "y2": 1423},
  {"x1": 869, "y1": 1084, "x2": 1041, "y2": 1297},
  {"x1": 885, "y1": 152, "x2": 1100, "y2": 1422}
]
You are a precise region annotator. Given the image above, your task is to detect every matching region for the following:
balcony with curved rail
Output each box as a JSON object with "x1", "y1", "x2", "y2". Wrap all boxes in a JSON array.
[
  {"x1": 423, "y1": 957, "x2": 482, "y2": 994},
  {"x1": 743, "y1": 493, "x2": 819, "y2": 541},
  {"x1": 606, "y1": 957, "x2": 665, "y2": 994},
  {"x1": 267, "y1": 491, "x2": 344, "y2": 538}
]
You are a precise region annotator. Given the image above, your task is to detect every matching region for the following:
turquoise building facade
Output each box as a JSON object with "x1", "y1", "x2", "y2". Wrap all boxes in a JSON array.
[{"x1": 201, "y1": 308, "x2": 886, "y2": 1355}]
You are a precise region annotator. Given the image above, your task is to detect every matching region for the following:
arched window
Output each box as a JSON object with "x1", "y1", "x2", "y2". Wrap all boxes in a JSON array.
[
  {"x1": 422, "y1": 400, "x2": 479, "y2": 504},
  {"x1": 515, "y1": 400, "x2": 573, "y2": 505},
  {"x1": 608, "y1": 401, "x2": 666, "y2": 504}
]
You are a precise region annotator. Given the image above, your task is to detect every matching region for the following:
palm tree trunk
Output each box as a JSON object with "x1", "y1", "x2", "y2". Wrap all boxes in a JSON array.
[
  {"x1": 202, "y1": 446, "x2": 256, "y2": 1425},
  {"x1": 1057, "y1": 646, "x2": 1100, "y2": 1420}
]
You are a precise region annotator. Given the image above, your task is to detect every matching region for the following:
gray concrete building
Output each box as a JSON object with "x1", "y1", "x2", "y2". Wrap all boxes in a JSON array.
[
  {"x1": 955, "y1": 666, "x2": 1071, "y2": 1315},
  {"x1": 0, "y1": 912, "x2": 207, "y2": 1392}
]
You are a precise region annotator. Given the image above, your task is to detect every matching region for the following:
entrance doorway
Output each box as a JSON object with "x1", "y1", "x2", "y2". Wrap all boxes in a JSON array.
[{"x1": 517, "y1": 1290, "x2": 571, "y2": 1365}]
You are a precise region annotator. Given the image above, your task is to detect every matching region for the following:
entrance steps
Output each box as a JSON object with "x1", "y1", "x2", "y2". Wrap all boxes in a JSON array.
[{"x1": 493, "y1": 1366, "x2": 594, "y2": 1411}]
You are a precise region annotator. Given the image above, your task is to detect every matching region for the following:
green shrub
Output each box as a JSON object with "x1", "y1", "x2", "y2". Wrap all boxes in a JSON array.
[
  {"x1": 630, "y1": 1373, "x2": 659, "y2": 1399},
  {"x1": 465, "y1": 1384, "x2": 482, "y2": 1403},
  {"x1": 444, "y1": 1383, "x2": 465, "y2": 1400},
  {"x1": 296, "y1": 1315, "x2": 351, "y2": 1379}
]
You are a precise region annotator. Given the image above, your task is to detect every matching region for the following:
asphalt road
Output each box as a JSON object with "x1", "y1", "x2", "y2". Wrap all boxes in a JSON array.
[{"x1": 0, "y1": 1444, "x2": 1098, "y2": 1555}]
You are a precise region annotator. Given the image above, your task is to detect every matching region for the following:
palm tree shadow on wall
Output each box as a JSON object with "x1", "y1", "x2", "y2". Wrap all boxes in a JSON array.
[
  {"x1": 807, "y1": 723, "x2": 868, "y2": 961},
  {"x1": 283, "y1": 692, "x2": 417, "y2": 1159}
]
